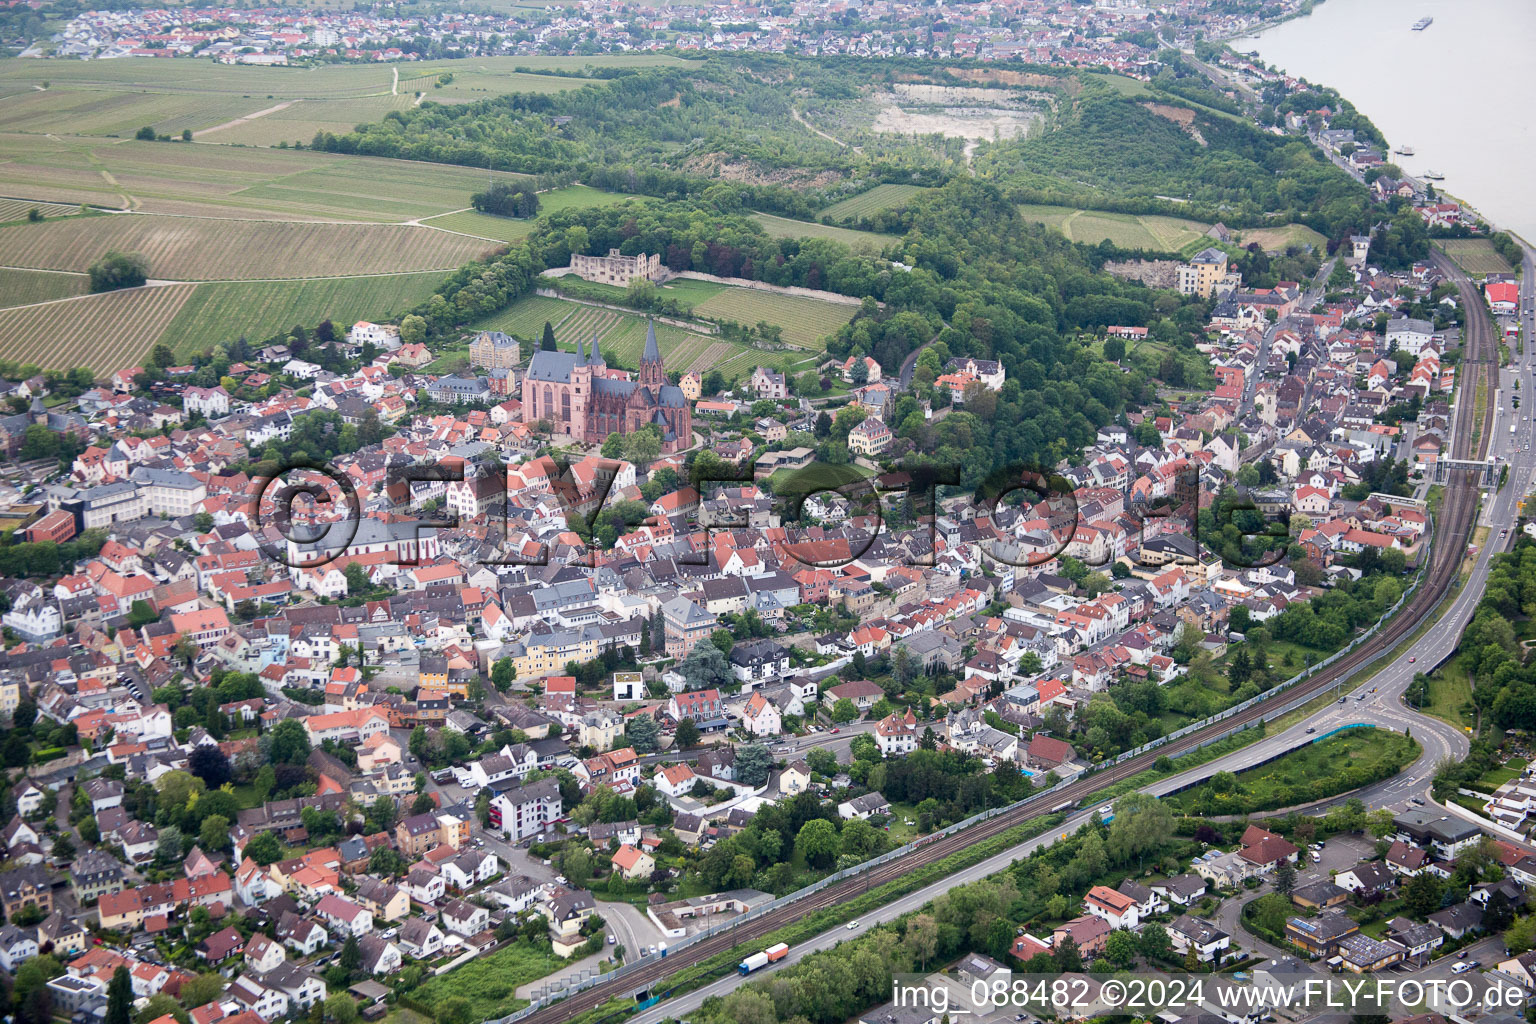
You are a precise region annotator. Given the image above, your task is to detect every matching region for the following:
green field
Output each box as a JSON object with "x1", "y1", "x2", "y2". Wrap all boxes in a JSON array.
[
  {"x1": 0, "y1": 216, "x2": 493, "y2": 281},
  {"x1": 477, "y1": 293, "x2": 808, "y2": 382},
  {"x1": 693, "y1": 287, "x2": 857, "y2": 348},
  {"x1": 1018, "y1": 204, "x2": 1213, "y2": 254},
  {"x1": 1440, "y1": 238, "x2": 1515, "y2": 276},
  {"x1": 0, "y1": 134, "x2": 532, "y2": 221},
  {"x1": 0, "y1": 268, "x2": 90, "y2": 309},
  {"x1": 0, "y1": 88, "x2": 269, "y2": 138},
  {"x1": 157, "y1": 273, "x2": 449, "y2": 356},
  {"x1": 1167, "y1": 728, "x2": 1419, "y2": 815},
  {"x1": 410, "y1": 941, "x2": 568, "y2": 1020},
  {"x1": 422, "y1": 210, "x2": 539, "y2": 243},
  {"x1": 422, "y1": 186, "x2": 640, "y2": 241},
  {"x1": 654, "y1": 279, "x2": 727, "y2": 310},
  {"x1": 1236, "y1": 222, "x2": 1329, "y2": 253},
  {"x1": 821, "y1": 183, "x2": 934, "y2": 221},
  {"x1": 752, "y1": 212, "x2": 895, "y2": 250}
]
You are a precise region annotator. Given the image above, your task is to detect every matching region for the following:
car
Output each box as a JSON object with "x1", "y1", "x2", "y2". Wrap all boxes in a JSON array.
[
  {"x1": 1452, "y1": 962, "x2": 1472, "y2": 975},
  {"x1": 556, "y1": 875, "x2": 568, "y2": 885},
  {"x1": 1408, "y1": 656, "x2": 1416, "y2": 663},
  {"x1": 1412, "y1": 797, "x2": 1425, "y2": 805},
  {"x1": 847, "y1": 921, "x2": 860, "y2": 930},
  {"x1": 1305, "y1": 726, "x2": 1316, "y2": 734},
  {"x1": 830, "y1": 727, "x2": 840, "y2": 734},
  {"x1": 1469, "y1": 960, "x2": 1480, "y2": 969},
  {"x1": 1458, "y1": 951, "x2": 1468, "y2": 959},
  {"x1": 1310, "y1": 843, "x2": 1323, "y2": 851},
  {"x1": 1337, "y1": 697, "x2": 1346, "y2": 704},
  {"x1": 1311, "y1": 852, "x2": 1322, "y2": 863},
  {"x1": 607, "y1": 934, "x2": 616, "y2": 945}
]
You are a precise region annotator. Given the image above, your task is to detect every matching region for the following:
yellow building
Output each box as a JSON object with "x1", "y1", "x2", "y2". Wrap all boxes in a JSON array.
[
  {"x1": 1178, "y1": 248, "x2": 1230, "y2": 299},
  {"x1": 0, "y1": 677, "x2": 19, "y2": 722},
  {"x1": 514, "y1": 629, "x2": 598, "y2": 679},
  {"x1": 679, "y1": 370, "x2": 703, "y2": 401}
]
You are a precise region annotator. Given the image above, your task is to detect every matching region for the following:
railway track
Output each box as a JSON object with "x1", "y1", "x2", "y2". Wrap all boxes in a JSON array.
[{"x1": 514, "y1": 262, "x2": 1498, "y2": 1024}]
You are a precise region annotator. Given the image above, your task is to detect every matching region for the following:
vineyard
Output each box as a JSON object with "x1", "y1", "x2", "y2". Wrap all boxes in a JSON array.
[
  {"x1": 0, "y1": 218, "x2": 496, "y2": 281},
  {"x1": 752, "y1": 212, "x2": 894, "y2": 251},
  {"x1": 0, "y1": 269, "x2": 90, "y2": 309},
  {"x1": 693, "y1": 288, "x2": 856, "y2": 348},
  {"x1": 821, "y1": 183, "x2": 934, "y2": 221},
  {"x1": 0, "y1": 89, "x2": 268, "y2": 138},
  {"x1": 0, "y1": 284, "x2": 195, "y2": 372},
  {"x1": 476, "y1": 297, "x2": 583, "y2": 340},
  {"x1": 157, "y1": 274, "x2": 449, "y2": 357},
  {"x1": 1439, "y1": 238, "x2": 1514, "y2": 276},
  {"x1": 0, "y1": 199, "x2": 83, "y2": 223},
  {"x1": 0, "y1": 135, "x2": 533, "y2": 222}
]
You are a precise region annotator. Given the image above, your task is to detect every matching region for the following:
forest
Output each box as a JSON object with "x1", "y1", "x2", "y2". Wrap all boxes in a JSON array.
[{"x1": 978, "y1": 92, "x2": 1373, "y2": 239}]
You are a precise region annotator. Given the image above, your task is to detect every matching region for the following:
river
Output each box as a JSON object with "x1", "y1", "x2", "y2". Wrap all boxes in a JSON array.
[{"x1": 1231, "y1": 0, "x2": 1536, "y2": 242}]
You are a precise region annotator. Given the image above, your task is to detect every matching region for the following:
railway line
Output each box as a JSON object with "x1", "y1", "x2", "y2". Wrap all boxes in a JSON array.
[{"x1": 514, "y1": 259, "x2": 1498, "y2": 1024}]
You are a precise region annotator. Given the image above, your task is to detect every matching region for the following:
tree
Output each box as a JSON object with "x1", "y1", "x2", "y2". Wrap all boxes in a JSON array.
[
  {"x1": 1105, "y1": 930, "x2": 1138, "y2": 969},
  {"x1": 1139, "y1": 922, "x2": 1173, "y2": 961},
  {"x1": 674, "y1": 717, "x2": 701, "y2": 749},
  {"x1": 178, "y1": 974, "x2": 225, "y2": 1009},
  {"x1": 399, "y1": 315, "x2": 427, "y2": 346},
  {"x1": 1103, "y1": 336, "x2": 1126, "y2": 362},
  {"x1": 344, "y1": 563, "x2": 372, "y2": 595},
  {"x1": 831, "y1": 697, "x2": 858, "y2": 723},
  {"x1": 188, "y1": 745, "x2": 232, "y2": 788},
  {"x1": 325, "y1": 995, "x2": 358, "y2": 1024},
  {"x1": 134, "y1": 995, "x2": 188, "y2": 1024},
  {"x1": 1055, "y1": 935, "x2": 1083, "y2": 972},
  {"x1": 622, "y1": 427, "x2": 662, "y2": 469},
  {"x1": 199, "y1": 814, "x2": 231, "y2": 854},
  {"x1": 735, "y1": 743, "x2": 772, "y2": 786},
  {"x1": 339, "y1": 934, "x2": 361, "y2": 973},
  {"x1": 678, "y1": 641, "x2": 731, "y2": 690},
  {"x1": 244, "y1": 831, "x2": 282, "y2": 865},
  {"x1": 905, "y1": 913, "x2": 938, "y2": 969},
  {"x1": 625, "y1": 714, "x2": 660, "y2": 754},
  {"x1": 1403, "y1": 873, "x2": 1444, "y2": 918},
  {"x1": 267, "y1": 718, "x2": 311, "y2": 764},
  {"x1": 491, "y1": 657, "x2": 515, "y2": 692},
  {"x1": 89, "y1": 250, "x2": 149, "y2": 293},
  {"x1": 560, "y1": 845, "x2": 593, "y2": 889},
  {"x1": 541, "y1": 321, "x2": 557, "y2": 351},
  {"x1": 156, "y1": 825, "x2": 184, "y2": 862},
  {"x1": 107, "y1": 967, "x2": 132, "y2": 1024},
  {"x1": 1274, "y1": 858, "x2": 1296, "y2": 895},
  {"x1": 368, "y1": 846, "x2": 406, "y2": 877},
  {"x1": 795, "y1": 818, "x2": 839, "y2": 868}
]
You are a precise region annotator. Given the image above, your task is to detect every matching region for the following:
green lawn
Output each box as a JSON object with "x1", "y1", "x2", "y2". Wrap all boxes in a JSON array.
[
  {"x1": 1166, "y1": 728, "x2": 1419, "y2": 815},
  {"x1": 410, "y1": 941, "x2": 568, "y2": 1020},
  {"x1": 1419, "y1": 656, "x2": 1476, "y2": 730}
]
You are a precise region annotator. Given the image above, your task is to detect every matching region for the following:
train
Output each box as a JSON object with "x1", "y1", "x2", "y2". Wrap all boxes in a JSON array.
[{"x1": 739, "y1": 943, "x2": 790, "y2": 975}]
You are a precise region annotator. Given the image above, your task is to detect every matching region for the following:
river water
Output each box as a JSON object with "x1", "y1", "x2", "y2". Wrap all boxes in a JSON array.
[{"x1": 1231, "y1": 0, "x2": 1536, "y2": 242}]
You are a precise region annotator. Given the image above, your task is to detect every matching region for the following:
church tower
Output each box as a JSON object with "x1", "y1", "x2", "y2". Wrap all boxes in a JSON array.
[{"x1": 639, "y1": 320, "x2": 666, "y2": 390}]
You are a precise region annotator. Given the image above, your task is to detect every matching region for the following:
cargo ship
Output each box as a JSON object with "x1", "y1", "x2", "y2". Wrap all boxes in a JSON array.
[{"x1": 1412, "y1": 17, "x2": 1433, "y2": 30}]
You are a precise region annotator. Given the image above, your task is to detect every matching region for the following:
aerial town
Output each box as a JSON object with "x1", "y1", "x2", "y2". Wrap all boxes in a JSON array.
[
  {"x1": 33, "y1": 0, "x2": 1311, "y2": 65},
  {"x1": 5, "y1": 1, "x2": 1536, "y2": 1024}
]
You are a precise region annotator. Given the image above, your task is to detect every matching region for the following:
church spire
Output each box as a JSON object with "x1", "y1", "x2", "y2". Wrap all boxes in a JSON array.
[
  {"x1": 590, "y1": 329, "x2": 603, "y2": 366},
  {"x1": 576, "y1": 337, "x2": 585, "y2": 364},
  {"x1": 640, "y1": 320, "x2": 665, "y2": 389}
]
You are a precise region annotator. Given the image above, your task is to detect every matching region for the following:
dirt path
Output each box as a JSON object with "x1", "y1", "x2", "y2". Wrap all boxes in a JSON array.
[
  {"x1": 392, "y1": 67, "x2": 399, "y2": 96},
  {"x1": 793, "y1": 108, "x2": 845, "y2": 148},
  {"x1": 194, "y1": 100, "x2": 298, "y2": 139}
]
